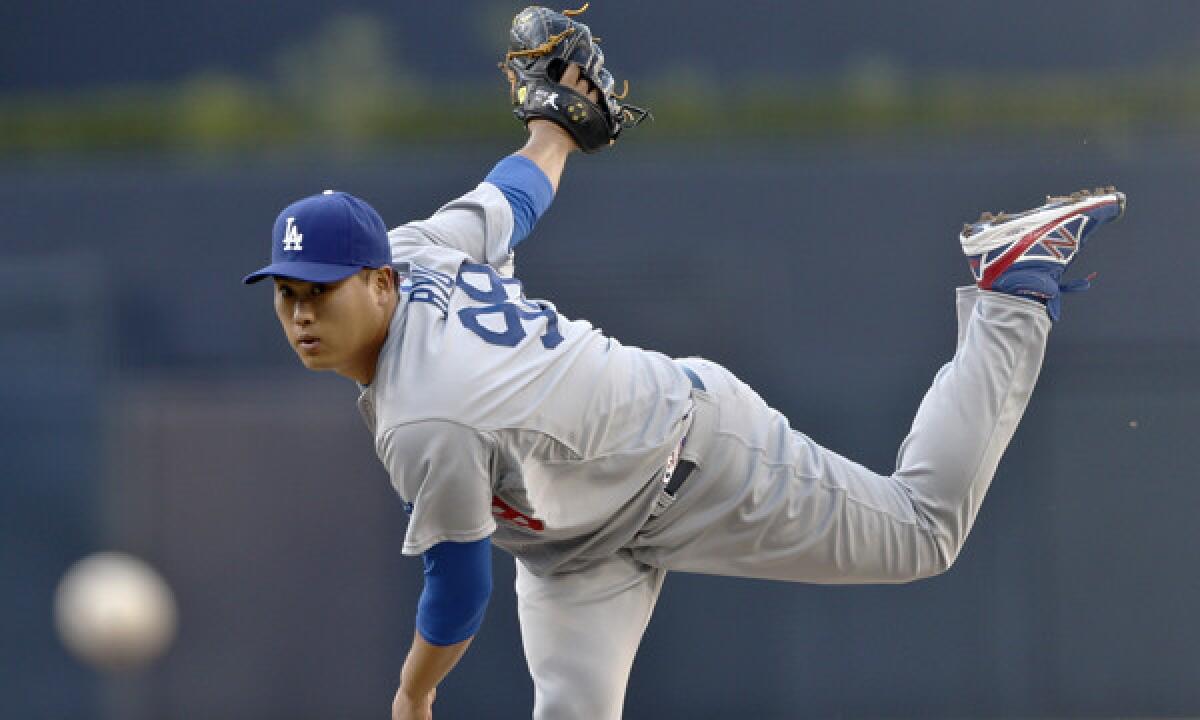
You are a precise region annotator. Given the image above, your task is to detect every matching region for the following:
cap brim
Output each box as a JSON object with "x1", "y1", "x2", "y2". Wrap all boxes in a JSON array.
[{"x1": 242, "y1": 261, "x2": 365, "y2": 285}]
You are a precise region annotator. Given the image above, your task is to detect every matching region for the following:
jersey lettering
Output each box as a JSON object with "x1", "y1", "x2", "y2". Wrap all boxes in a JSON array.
[
  {"x1": 404, "y1": 264, "x2": 453, "y2": 315},
  {"x1": 491, "y1": 495, "x2": 545, "y2": 532},
  {"x1": 456, "y1": 263, "x2": 563, "y2": 349}
]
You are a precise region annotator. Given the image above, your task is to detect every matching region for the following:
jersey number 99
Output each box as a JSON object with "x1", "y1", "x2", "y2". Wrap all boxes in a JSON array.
[{"x1": 456, "y1": 263, "x2": 563, "y2": 349}]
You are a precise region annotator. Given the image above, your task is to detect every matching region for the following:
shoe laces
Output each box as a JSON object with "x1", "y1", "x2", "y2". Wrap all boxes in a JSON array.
[{"x1": 1060, "y1": 271, "x2": 1099, "y2": 294}]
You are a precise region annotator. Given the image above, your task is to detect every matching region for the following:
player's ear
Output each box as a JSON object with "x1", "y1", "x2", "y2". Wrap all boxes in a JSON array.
[{"x1": 370, "y1": 266, "x2": 396, "y2": 300}]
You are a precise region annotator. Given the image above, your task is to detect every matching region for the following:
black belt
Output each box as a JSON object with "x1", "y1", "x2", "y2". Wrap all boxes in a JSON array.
[
  {"x1": 662, "y1": 364, "x2": 704, "y2": 497},
  {"x1": 664, "y1": 459, "x2": 696, "y2": 497}
]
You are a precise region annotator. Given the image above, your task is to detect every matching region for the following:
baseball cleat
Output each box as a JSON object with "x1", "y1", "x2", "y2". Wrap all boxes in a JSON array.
[{"x1": 960, "y1": 187, "x2": 1126, "y2": 320}]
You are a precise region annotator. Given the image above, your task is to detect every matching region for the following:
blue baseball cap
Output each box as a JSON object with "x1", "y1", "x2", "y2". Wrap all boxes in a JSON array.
[{"x1": 243, "y1": 190, "x2": 391, "y2": 284}]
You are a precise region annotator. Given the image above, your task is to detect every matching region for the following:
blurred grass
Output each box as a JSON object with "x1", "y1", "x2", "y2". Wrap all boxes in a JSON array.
[
  {"x1": 4, "y1": 71, "x2": 1197, "y2": 156},
  {"x1": 3, "y1": 13, "x2": 1200, "y2": 156}
]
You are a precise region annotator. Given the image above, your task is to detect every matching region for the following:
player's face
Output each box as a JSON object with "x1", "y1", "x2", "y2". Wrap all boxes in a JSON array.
[{"x1": 273, "y1": 270, "x2": 395, "y2": 383}]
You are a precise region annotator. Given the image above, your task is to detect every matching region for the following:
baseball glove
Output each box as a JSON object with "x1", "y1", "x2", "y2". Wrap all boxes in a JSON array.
[{"x1": 502, "y1": 3, "x2": 650, "y2": 153}]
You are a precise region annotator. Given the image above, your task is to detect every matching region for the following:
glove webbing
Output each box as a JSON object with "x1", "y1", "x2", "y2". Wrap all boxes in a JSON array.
[{"x1": 503, "y1": 2, "x2": 590, "y2": 65}]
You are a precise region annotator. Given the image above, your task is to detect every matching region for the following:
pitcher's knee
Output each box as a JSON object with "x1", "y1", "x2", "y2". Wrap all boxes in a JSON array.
[
  {"x1": 900, "y1": 530, "x2": 962, "y2": 581},
  {"x1": 927, "y1": 534, "x2": 963, "y2": 578},
  {"x1": 906, "y1": 500, "x2": 971, "y2": 579},
  {"x1": 930, "y1": 543, "x2": 959, "y2": 577}
]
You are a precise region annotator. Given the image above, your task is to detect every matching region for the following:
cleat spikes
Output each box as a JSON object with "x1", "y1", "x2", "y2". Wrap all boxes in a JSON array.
[
  {"x1": 993, "y1": 211, "x2": 1010, "y2": 223},
  {"x1": 979, "y1": 211, "x2": 995, "y2": 223}
]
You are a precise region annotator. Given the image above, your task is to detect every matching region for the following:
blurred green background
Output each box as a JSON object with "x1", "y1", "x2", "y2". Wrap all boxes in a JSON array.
[{"x1": 5, "y1": 2, "x2": 1200, "y2": 153}]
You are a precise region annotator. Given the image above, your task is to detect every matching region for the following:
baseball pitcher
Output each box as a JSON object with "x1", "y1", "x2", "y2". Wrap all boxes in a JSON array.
[{"x1": 244, "y1": 6, "x2": 1126, "y2": 719}]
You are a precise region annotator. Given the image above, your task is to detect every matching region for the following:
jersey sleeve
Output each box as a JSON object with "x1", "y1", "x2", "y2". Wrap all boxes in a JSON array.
[
  {"x1": 389, "y1": 183, "x2": 517, "y2": 274},
  {"x1": 378, "y1": 420, "x2": 497, "y2": 555}
]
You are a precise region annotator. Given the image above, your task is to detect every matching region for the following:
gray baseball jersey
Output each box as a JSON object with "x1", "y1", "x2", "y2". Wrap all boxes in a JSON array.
[{"x1": 357, "y1": 183, "x2": 693, "y2": 575}]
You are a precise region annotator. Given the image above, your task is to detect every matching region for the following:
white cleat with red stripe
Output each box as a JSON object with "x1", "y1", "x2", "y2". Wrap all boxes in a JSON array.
[{"x1": 960, "y1": 188, "x2": 1126, "y2": 320}]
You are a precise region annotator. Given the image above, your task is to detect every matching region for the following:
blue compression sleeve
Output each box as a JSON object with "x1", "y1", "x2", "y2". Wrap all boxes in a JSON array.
[
  {"x1": 415, "y1": 538, "x2": 493, "y2": 646},
  {"x1": 484, "y1": 154, "x2": 554, "y2": 250}
]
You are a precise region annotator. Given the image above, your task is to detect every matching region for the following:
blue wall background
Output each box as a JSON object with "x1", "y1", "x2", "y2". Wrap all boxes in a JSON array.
[{"x1": 4, "y1": 136, "x2": 1198, "y2": 719}]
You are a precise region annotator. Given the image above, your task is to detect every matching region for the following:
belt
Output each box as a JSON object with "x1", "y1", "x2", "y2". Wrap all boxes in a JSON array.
[
  {"x1": 663, "y1": 456, "x2": 696, "y2": 497},
  {"x1": 651, "y1": 435, "x2": 696, "y2": 518},
  {"x1": 651, "y1": 364, "x2": 706, "y2": 515}
]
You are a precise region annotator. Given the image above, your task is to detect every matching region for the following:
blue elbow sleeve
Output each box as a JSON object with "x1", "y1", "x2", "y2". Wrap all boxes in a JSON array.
[
  {"x1": 484, "y1": 154, "x2": 554, "y2": 249},
  {"x1": 415, "y1": 538, "x2": 493, "y2": 646}
]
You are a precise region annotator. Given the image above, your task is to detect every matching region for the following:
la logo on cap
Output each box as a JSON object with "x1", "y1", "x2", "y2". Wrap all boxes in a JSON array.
[{"x1": 282, "y1": 217, "x2": 303, "y2": 252}]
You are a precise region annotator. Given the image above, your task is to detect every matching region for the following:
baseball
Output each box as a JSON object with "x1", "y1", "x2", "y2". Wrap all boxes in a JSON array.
[{"x1": 54, "y1": 552, "x2": 178, "y2": 672}]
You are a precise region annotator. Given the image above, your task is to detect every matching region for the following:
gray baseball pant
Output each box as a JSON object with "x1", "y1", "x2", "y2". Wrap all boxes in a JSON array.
[{"x1": 515, "y1": 288, "x2": 1051, "y2": 719}]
